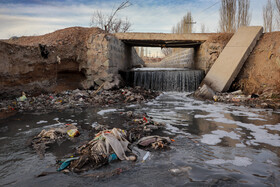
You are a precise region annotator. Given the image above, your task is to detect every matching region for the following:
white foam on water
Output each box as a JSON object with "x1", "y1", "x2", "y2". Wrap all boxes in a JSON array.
[
  {"x1": 65, "y1": 119, "x2": 74, "y2": 122},
  {"x1": 97, "y1": 109, "x2": 118, "y2": 115},
  {"x1": 266, "y1": 159, "x2": 277, "y2": 166},
  {"x1": 36, "y1": 120, "x2": 48, "y2": 124},
  {"x1": 201, "y1": 134, "x2": 222, "y2": 145},
  {"x1": 0, "y1": 137, "x2": 8, "y2": 140},
  {"x1": 43, "y1": 123, "x2": 63, "y2": 128},
  {"x1": 165, "y1": 123, "x2": 190, "y2": 136},
  {"x1": 201, "y1": 130, "x2": 240, "y2": 145},
  {"x1": 91, "y1": 122, "x2": 99, "y2": 128},
  {"x1": 264, "y1": 124, "x2": 280, "y2": 131},
  {"x1": 236, "y1": 143, "x2": 246, "y2": 148},
  {"x1": 127, "y1": 104, "x2": 137, "y2": 108},
  {"x1": 247, "y1": 117, "x2": 267, "y2": 121},
  {"x1": 142, "y1": 92, "x2": 280, "y2": 148},
  {"x1": 206, "y1": 156, "x2": 252, "y2": 167}
]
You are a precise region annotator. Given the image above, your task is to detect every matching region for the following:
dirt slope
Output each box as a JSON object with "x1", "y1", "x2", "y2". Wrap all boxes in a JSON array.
[
  {"x1": 233, "y1": 32, "x2": 280, "y2": 97},
  {"x1": 0, "y1": 27, "x2": 105, "y2": 98},
  {"x1": 4, "y1": 27, "x2": 104, "y2": 46}
]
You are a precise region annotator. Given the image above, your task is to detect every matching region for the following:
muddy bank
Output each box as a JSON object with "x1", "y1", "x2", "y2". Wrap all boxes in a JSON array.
[{"x1": 0, "y1": 87, "x2": 159, "y2": 119}]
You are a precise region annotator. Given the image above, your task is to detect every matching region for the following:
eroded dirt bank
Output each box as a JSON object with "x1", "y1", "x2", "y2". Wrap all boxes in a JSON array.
[
  {"x1": 0, "y1": 26, "x2": 144, "y2": 99},
  {"x1": 232, "y1": 32, "x2": 280, "y2": 97},
  {"x1": 0, "y1": 27, "x2": 105, "y2": 98}
]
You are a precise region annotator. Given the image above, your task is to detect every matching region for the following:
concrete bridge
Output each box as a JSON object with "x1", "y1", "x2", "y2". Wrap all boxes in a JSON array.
[
  {"x1": 114, "y1": 33, "x2": 214, "y2": 48},
  {"x1": 115, "y1": 26, "x2": 263, "y2": 95}
]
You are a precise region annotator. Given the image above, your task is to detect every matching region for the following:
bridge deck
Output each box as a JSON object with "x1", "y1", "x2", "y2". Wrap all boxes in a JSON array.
[{"x1": 114, "y1": 33, "x2": 215, "y2": 47}]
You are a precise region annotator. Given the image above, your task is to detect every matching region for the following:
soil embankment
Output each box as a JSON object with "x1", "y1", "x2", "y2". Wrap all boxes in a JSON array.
[
  {"x1": 0, "y1": 27, "x2": 105, "y2": 98},
  {"x1": 232, "y1": 32, "x2": 280, "y2": 97},
  {"x1": 202, "y1": 32, "x2": 280, "y2": 109}
]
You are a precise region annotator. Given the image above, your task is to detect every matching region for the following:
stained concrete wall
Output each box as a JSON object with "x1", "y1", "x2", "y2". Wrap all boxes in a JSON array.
[
  {"x1": 107, "y1": 35, "x2": 144, "y2": 74},
  {"x1": 201, "y1": 26, "x2": 263, "y2": 92},
  {"x1": 145, "y1": 49, "x2": 194, "y2": 68}
]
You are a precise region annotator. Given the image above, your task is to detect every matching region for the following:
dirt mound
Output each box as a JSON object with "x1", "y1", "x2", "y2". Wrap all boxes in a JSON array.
[
  {"x1": 233, "y1": 32, "x2": 280, "y2": 97},
  {"x1": 4, "y1": 27, "x2": 104, "y2": 47}
]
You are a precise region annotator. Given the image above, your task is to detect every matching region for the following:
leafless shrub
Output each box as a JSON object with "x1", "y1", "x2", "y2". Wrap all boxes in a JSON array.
[
  {"x1": 237, "y1": 0, "x2": 251, "y2": 28},
  {"x1": 219, "y1": 0, "x2": 237, "y2": 33},
  {"x1": 172, "y1": 12, "x2": 194, "y2": 34},
  {"x1": 275, "y1": 0, "x2": 280, "y2": 29},
  {"x1": 263, "y1": 0, "x2": 274, "y2": 32},
  {"x1": 201, "y1": 23, "x2": 206, "y2": 33},
  {"x1": 90, "y1": 1, "x2": 132, "y2": 33},
  {"x1": 161, "y1": 48, "x2": 172, "y2": 57}
]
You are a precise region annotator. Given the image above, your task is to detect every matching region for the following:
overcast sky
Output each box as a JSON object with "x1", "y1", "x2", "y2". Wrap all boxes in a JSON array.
[
  {"x1": 0, "y1": 0, "x2": 271, "y2": 39},
  {"x1": 0, "y1": 0, "x2": 272, "y2": 57}
]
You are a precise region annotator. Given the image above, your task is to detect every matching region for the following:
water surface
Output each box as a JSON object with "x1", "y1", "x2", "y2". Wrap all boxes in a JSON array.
[{"x1": 0, "y1": 93, "x2": 279, "y2": 186}]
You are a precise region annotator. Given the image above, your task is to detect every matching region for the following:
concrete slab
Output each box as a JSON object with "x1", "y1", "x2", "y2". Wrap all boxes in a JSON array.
[
  {"x1": 114, "y1": 33, "x2": 215, "y2": 47},
  {"x1": 199, "y1": 26, "x2": 263, "y2": 93}
]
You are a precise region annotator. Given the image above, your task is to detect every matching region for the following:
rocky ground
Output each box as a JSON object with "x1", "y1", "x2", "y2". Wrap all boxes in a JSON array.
[{"x1": 0, "y1": 87, "x2": 159, "y2": 119}]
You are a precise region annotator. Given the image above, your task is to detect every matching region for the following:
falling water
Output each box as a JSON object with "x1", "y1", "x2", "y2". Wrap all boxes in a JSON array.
[{"x1": 128, "y1": 68, "x2": 204, "y2": 92}]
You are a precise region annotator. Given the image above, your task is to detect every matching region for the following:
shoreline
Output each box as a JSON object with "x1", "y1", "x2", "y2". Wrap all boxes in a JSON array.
[{"x1": 1, "y1": 88, "x2": 279, "y2": 120}]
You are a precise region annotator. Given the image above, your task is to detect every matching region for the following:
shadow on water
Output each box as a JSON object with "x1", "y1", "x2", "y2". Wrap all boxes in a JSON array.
[{"x1": 0, "y1": 92, "x2": 279, "y2": 186}]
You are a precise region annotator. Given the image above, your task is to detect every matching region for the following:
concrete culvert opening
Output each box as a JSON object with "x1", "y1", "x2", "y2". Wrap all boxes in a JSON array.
[{"x1": 123, "y1": 46, "x2": 205, "y2": 92}]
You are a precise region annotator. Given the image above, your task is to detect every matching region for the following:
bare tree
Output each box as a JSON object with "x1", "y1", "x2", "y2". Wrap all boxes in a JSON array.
[
  {"x1": 161, "y1": 48, "x2": 172, "y2": 57},
  {"x1": 263, "y1": 0, "x2": 274, "y2": 32},
  {"x1": 172, "y1": 11, "x2": 194, "y2": 34},
  {"x1": 201, "y1": 23, "x2": 206, "y2": 33},
  {"x1": 170, "y1": 11, "x2": 195, "y2": 54},
  {"x1": 90, "y1": 1, "x2": 132, "y2": 33},
  {"x1": 275, "y1": 0, "x2": 280, "y2": 29},
  {"x1": 237, "y1": 0, "x2": 251, "y2": 28},
  {"x1": 219, "y1": 0, "x2": 237, "y2": 33}
]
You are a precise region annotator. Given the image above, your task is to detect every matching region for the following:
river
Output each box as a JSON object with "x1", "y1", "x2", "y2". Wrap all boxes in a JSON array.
[{"x1": 0, "y1": 92, "x2": 279, "y2": 186}]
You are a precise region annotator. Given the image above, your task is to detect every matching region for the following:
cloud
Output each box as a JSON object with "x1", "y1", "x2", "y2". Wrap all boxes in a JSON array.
[{"x1": 0, "y1": 0, "x2": 269, "y2": 39}]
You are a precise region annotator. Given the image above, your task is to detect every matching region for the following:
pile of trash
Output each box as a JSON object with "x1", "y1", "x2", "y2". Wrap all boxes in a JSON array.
[
  {"x1": 213, "y1": 90, "x2": 252, "y2": 102},
  {"x1": 213, "y1": 90, "x2": 280, "y2": 109},
  {"x1": 57, "y1": 128, "x2": 137, "y2": 173},
  {"x1": 137, "y1": 135, "x2": 172, "y2": 150},
  {"x1": 31, "y1": 112, "x2": 172, "y2": 174},
  {"x1": 0, "y1": 87, "x2": 159, "y2": 114},
  {"x1": 123, "y1": 112, "x2": 166, "y2": 142},
  {"x1": 30, "y1": 124, "x2": 80, "y2": 158}
]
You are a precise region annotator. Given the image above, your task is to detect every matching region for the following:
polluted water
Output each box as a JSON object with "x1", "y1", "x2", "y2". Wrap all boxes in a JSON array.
[{"x1": 0, "y1": 92, "x2": 279, "y2": 186}]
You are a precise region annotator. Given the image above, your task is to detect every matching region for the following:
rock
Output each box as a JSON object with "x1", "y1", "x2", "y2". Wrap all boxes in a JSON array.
[
  {"x1": 194, "y1": 84, "x2": 216, "y2": 100},
  {"x1": 94, "y1": 78, "x2": 104, "y2": 86},
  {"x1": 103, "y1": 75, "x2": 124, "y2": 90},
  {"x1": 169, "y1": 166, "x2": 192, "y2": 175}
]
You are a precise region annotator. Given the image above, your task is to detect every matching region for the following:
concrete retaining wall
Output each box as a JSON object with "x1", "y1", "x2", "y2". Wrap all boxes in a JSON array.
[
  {"x1": 146, "y1": 49, "x2": 194, "y2": 68},
  {"x1": 107, "y1": 36, "x2": 144, "y2": 74}
]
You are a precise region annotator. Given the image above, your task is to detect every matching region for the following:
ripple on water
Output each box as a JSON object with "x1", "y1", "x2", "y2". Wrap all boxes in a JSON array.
[{"x1": 0, "y1": 92, "x2": 279, "y2": 186}]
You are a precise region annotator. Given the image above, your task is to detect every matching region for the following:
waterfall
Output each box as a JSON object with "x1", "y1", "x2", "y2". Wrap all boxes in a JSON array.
[{"x1": 126, "y1": 68, "x2": 204, "y2": 92}]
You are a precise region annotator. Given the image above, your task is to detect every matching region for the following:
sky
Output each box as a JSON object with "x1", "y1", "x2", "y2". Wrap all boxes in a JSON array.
[{"x1": 0, "y1": 0, "x2": 271, "y2": 56}]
